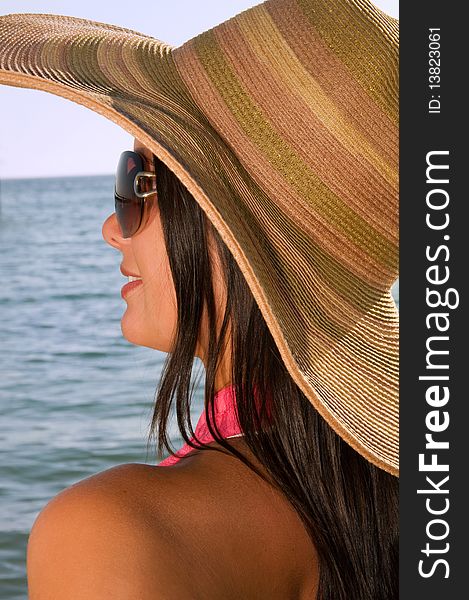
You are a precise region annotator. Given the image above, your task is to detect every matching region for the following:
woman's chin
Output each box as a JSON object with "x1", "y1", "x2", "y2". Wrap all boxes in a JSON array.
[
  {"x1": 120, "y1": 310, "x2": 145, "y2": 346},
  {"x1": 119, "y1": 312, "x2": 167, "y2": 352}
]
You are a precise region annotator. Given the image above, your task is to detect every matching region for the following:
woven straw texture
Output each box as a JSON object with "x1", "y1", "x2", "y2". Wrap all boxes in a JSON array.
[{"x1": 0, "y1": 0, "x2": 399, "y2": 475}]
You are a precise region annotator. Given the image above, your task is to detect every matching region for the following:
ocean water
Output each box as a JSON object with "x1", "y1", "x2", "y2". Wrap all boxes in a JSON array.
[{"x1": 0, "y1": 175, "x2": 399, "y2": 598}]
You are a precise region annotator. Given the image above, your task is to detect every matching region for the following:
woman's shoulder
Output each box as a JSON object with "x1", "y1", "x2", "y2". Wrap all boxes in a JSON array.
[
  {"x1": 27, "y1": 462, "x2": 180, "y2": 598},
  {"x1": 28, "y1": 443, "x2": 318, "y2": 599}
]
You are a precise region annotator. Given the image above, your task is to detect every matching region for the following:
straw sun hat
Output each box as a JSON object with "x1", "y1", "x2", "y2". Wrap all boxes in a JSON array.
[{"x1": 0, "y1": 0, "x2": 399, "y2": 475}]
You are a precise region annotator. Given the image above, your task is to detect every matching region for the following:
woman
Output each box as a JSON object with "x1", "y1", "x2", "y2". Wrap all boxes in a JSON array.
[{"x1": 0, "y1": 0, "x2": 399, "y2": 598}]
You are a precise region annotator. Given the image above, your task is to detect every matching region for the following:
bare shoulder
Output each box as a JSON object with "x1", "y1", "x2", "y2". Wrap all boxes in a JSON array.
[
  {"x1": 156, "y1": 439, "x2": 319, "y2": 599},
  {"x1": 27, "y1": 462, "x2": 193, "y2": 599},
  {"x1": 28, "y1": 444, "x2": 318, "y2": 599}
]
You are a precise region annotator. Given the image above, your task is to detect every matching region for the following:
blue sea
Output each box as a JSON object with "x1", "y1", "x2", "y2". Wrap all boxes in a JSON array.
[{"x1": 0, "y1": 175, "x2": 399, "y2": 598}]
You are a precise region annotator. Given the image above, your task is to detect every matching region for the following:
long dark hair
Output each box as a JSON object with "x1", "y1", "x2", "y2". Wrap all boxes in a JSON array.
[{"x1": 145, "y1": 154, "x2": 398, "y2": 599}]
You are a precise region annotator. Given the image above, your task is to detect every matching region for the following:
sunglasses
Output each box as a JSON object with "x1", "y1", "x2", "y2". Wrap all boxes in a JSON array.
[{"x1": 114, "y1": 150, "x2": 157, "y2": 238}]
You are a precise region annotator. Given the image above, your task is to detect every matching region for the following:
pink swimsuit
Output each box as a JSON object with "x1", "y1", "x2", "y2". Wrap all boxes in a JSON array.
[{"x1": 157, "y1": 384, "x2": 244, "y2": 467}]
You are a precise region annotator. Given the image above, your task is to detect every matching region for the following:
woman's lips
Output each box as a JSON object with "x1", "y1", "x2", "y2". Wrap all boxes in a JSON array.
[{"x1": 121, "y1": 279, "x2": 143, "y2": 299}]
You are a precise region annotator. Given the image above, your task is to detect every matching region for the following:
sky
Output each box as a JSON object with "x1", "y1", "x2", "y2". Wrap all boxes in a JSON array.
[{"x1": 0, "y1": 0, "x2": 398, "y2": 179}]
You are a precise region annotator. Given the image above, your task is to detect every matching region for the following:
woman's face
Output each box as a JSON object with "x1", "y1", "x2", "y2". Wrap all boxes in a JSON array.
[
  {"x1": 102, "y1": 139, "x2": 230, "y2": 384},
  {"x1": 102, "y1": 138, "x2": 178, "y2": 353}
]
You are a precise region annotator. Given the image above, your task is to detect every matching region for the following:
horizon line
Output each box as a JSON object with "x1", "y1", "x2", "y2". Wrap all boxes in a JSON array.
[{"x1": 0, "y1": 172, "x2": 114, "y2": 182}]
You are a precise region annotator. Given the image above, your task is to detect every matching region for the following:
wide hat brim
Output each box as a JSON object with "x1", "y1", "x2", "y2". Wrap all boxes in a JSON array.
[{"x1": 0, "y1": 0, "x2": 399, "y2": 475}]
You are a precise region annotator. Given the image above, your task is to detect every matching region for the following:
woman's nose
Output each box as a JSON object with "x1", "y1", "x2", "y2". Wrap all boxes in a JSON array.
[{"x1": 102, "y1": 212, "x2": 128, "y2": 250}]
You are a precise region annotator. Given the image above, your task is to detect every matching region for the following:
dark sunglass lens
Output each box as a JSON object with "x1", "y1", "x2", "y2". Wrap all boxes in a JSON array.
[
  {"x1": 115, "y1": 151, "x2": 144, "y2": 238},
  {"x1": 115, "y1": 195, "x2": 143, "y2": 239}
]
